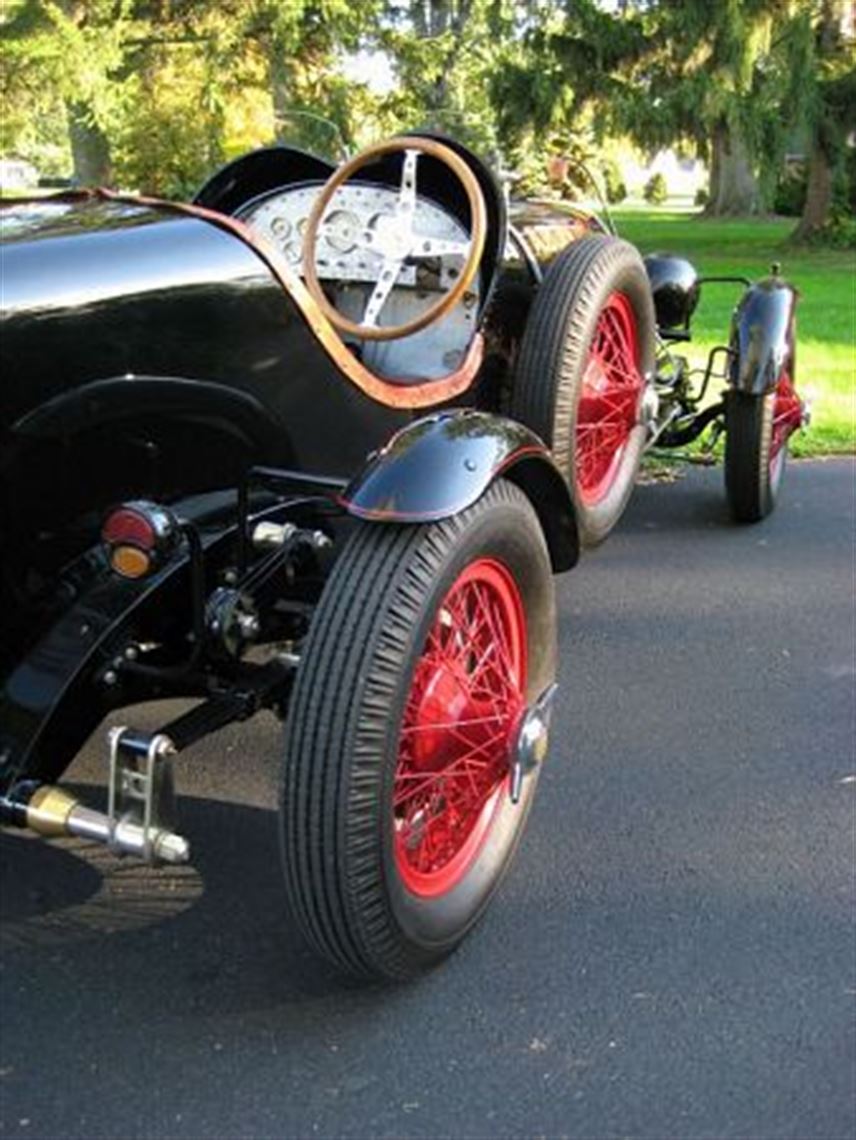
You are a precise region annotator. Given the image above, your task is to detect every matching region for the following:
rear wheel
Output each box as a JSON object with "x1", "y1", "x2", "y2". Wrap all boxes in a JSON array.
[
  {"x1": 724, "y1": 373, "x2": 800, "y2": 522},
  {"x1": 280, "y1": 480, "x2": 556, "y2": 979},
  {"x1": 510, "y1": 237, "x2": 656, "y2": 546}
]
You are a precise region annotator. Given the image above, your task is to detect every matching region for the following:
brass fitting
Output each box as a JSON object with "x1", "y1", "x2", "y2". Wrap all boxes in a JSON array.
[{"x1": 26, "y1": 785, "x2": 79, "y2": 837}]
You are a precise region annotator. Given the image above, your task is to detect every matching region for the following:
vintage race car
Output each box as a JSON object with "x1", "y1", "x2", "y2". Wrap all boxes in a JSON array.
[{"x1": 0, "y1": 132, "x2": 806, "y2": 979}]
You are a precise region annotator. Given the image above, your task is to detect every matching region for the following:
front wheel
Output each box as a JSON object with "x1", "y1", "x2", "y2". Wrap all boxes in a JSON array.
[
  {"x1": 280, "y1": 480, "x2": 556, "y2": 979},
  {"x1": 724, "y1": 374, "x2": 799, "y2": 522}
]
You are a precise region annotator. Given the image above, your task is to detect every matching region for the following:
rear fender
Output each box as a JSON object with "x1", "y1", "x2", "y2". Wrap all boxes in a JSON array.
[
  {"x1": 13, "y1": 375, "x2": 288, "y2": 456},
  {"x1": 729, "y1": 278, "x2": 797, "y2": 395},
  {"x1": 339, "y1": 410, "x2": 579, "y2": 572},
  {"x1": 0, "y1": 546, "x2": 196, "y2": 792},
  {"x1": 0, "y1": 492, "x2": 246, "y2": 792}
]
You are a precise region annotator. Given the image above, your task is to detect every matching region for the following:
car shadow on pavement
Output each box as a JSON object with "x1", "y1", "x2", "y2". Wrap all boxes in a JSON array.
[
  {"x1": 0, "y1": 788, "x2": 387, "y2": 1011},
  {"x1": 620, "y1": 473, "x2": 734, "y2": 535}
]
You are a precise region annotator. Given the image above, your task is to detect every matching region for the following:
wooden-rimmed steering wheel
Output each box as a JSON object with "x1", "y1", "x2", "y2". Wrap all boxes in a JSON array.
[{"x1": 302, "y1": 137, "x2": 487, "y2": 342}]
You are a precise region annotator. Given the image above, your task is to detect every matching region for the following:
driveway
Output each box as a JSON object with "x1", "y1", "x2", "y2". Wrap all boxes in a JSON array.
[{"x1": 1, "y1": 457, "x2": 854, "y2": 1140}]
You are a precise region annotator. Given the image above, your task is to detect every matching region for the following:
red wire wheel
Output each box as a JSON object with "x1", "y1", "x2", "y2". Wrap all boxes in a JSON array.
[
  {"x1": 508, "y1": 236, "x2": 656, "y2": 546},
  {"x1": 575, "y1": 291, "x2": 644, "y2": 507},
  {"x1": 725, "y1": 364, "x2": 802, "y2": 522},
  {"x1": 393, "y1": 558, "x2": 527, "y2": 896},
  {"x1": 281, "y1": 479, "x2": 555, "y2": 979},
  {"x1": 770, "y1": 371, "x2": 802, "y2": 479}
]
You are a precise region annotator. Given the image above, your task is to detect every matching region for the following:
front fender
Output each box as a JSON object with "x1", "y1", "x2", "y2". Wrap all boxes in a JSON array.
[
  {"x1": 340, "y1": 410, "x2": 579, "y2": 571},
  {"x1": 729, "y1": 278, "x2": 797, "y2": 395}
]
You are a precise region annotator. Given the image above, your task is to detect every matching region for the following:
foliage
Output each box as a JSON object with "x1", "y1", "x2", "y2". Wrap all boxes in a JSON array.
[
  {"x1": 600, "y1": 158, "x2": 627, "y2": 204},
  {"x1": 643, "y1": 172, "x2": 668, "y2": 205},
  {"x1": 786, "y1": 1, "x2": 856, "y2": 244},
  {"x1": 374, "y1": 1, "x2": 517, "y2": 158},
  {"x1": 0, "y1": 0, "x2": 384, "y2": 193},
  {"x1": 0, "y1": 0, "x2": 851, "y2": 220},
  {"x1": 616, "y1": 206, "x2": 855, "y2": 455},
  {"x1": 508, "y1": 149, "x2": 553, "y2": 199},
  {"x1": 1, "y1": 0, "x2": 134, "y2": 177},
  {"x1": 801, "y1": 205, "x2": 856, "y2": 248},
  {"x1": 773, "y1": 165, "x2": 808, "y2": 216}
]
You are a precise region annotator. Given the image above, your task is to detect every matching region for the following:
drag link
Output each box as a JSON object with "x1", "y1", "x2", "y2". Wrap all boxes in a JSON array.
[{"x1": 1, "y1": 783, "x2": 190, "y2": 863}]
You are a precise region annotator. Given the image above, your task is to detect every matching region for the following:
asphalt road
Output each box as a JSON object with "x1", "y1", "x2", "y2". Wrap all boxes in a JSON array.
[{"x1": 2, "y1": 457, "x2": 854, "y2": 1140}]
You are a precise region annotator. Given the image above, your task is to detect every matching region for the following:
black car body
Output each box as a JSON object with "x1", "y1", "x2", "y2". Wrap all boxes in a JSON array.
[{"x1": 0, "y1": 132, "x2": 804, "y2": 979}]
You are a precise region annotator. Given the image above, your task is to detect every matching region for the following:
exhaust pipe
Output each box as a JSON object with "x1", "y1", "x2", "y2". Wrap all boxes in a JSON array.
[{"x1": 1, "y1": 783, "x2": 190, "y2": 864}]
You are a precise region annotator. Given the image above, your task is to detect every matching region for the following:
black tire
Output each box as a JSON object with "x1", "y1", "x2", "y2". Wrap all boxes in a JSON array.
[
  {"x1": 280, "y1": 480, "x2": 556, "y2": 980},
  {"x1": 509, "y1": 236, "x2": 656, "y2": 546},
  {"x1": 724, "y1": 389, "x2": 786, "y2": 522}
]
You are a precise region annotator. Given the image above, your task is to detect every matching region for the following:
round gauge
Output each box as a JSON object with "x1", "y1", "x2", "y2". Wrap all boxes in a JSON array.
[
  {"x1": 281, "y1": 240, "x2": 302, "y2": 265},
  {"x1": 270, "y1": 215, "x2": 292, "y2": 241},
  {"x1": 368, "y1": 210, "x2": 396, "y2": 237},
  {"x1": 323, "y1": 209, "x2": 360, "y2": 253},
  {"x1": 362, "y1": 210, "x2": 399, "y2": 259}
]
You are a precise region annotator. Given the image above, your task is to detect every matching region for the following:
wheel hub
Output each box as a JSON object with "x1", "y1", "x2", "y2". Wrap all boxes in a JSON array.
[
  {"x1": 393, "y1": 558, "x2": 527, "y2": 896},
  {"x1": 410, "y1": 662, "x2": 496, "y2": 772}
]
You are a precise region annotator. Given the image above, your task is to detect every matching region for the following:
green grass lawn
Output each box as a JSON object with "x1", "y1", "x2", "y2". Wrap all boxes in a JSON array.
[{"x1": 614, "y1": 209, "x2": 855, "y2": 455}]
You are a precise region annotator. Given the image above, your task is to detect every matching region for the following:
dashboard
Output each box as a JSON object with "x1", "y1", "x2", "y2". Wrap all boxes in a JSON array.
[
  {"x1": 237, "y1": 181, "x2": 474, "y2": 293},
  {"x1": 236, "y1": 180, "x2": 481, "y2": 380}
]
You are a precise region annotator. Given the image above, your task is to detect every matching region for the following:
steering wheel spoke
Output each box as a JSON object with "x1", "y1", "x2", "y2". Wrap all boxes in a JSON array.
[
  {"x1": 410, "y1": 236, "x2": 471, "y2": 260},
  {"x1": 397, "y1": 149, "x2": 419, "y2": 220},
  {"x1": 364, "y1": 256, "x2": 405, "y2": 327}
]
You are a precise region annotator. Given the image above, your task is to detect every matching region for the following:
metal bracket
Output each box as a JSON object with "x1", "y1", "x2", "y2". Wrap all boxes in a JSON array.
[{"x1": 107, "y1": 727, "x2": 181, "y2": 862}]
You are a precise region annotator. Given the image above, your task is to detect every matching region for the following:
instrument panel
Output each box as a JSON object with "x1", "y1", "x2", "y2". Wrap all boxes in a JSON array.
[{"x1": 236, "y1": 181, "x2": 472, "y2": 292}]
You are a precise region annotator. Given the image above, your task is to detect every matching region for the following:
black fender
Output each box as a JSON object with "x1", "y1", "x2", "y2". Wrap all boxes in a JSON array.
[
  {"x1": 729, "y1": 278, "x2": 797, "y2": 395},
  {"x1": 339, "y1": 409, "x2": 579, "y2": 571},
  {"x1": 0, "y1": 491, "x2": 244, "y2": 792},
  {"x1": 0, "y1": 548, "x2": 190, "y2": 791}
]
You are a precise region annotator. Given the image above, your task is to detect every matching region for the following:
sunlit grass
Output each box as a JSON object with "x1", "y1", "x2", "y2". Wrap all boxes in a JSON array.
[{"x1": 615, "y1": 209, "x2": 855, "y2": 455}]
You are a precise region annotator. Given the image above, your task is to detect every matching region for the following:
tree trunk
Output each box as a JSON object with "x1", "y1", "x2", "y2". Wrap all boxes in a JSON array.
[
  {"x1": 417, "y1": 0, "x2": 472, "y2": 117},
  {"x1": 791, "y1": 140, "x2": 833, "y2": 242},
  {"x1": 68, "y1": 103, "x2": 112, "y2": 186},
  {"x1": 706, "y1": 123, "x2": 722, "y2": 210},
  {"x1": 270, "y1": 51, "x2": 293, "y2": 129},
  {"x1": 790, "y1": 0, "x2": 842, "y2": 243},
  {"x1": 704, "y1": 118, "x2": 761, "y2": 216},
  {"x1": 56, "y1": 1, "x2": 112, "y2": 186}
]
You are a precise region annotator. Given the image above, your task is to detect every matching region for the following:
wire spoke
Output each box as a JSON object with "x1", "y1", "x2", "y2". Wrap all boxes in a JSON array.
[
  {"x1": 576, "y1": 293, "x2": 643, "y2": 501},
  {"x1": 393, "y1": 563, "x2": 526, "y2": 885}
]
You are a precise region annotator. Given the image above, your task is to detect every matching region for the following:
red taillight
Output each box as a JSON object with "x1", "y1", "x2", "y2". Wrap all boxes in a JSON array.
[
  {"x1": 101, "y1": 501, "x2": 179, "y2": 579},
  {"x1": 102, "y1": 507, "x2": 157, "y2": 551}
]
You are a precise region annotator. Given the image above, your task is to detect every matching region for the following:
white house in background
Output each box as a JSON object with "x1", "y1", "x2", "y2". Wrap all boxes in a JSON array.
[
  {"x1": 621, "y1": 148, "x2": 707, "y2": 199},
  {"x1": 0, "y1": 158, "x2": 38, "y2": 191}
]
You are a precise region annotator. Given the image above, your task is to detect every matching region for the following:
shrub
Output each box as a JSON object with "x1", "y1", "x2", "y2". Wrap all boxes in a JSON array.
[
  {"x1": 600, "y1": 160, "x2": 627, "y2": 204},
  {"x1": 694, "y1": 186, "x2": 709, "y2": 207},
  {"x1": 773, "y1": 167, "x2": 808, "y2": 216},
  {"x1": 510, "y1": 150, "x2": 553, "y2": 199},
  {"x1": 644, "y1": 172, "x2": 668, "y2": 205},
  {"x1": 808, "y1": 208, "x2": 856, "y2": 249}
]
